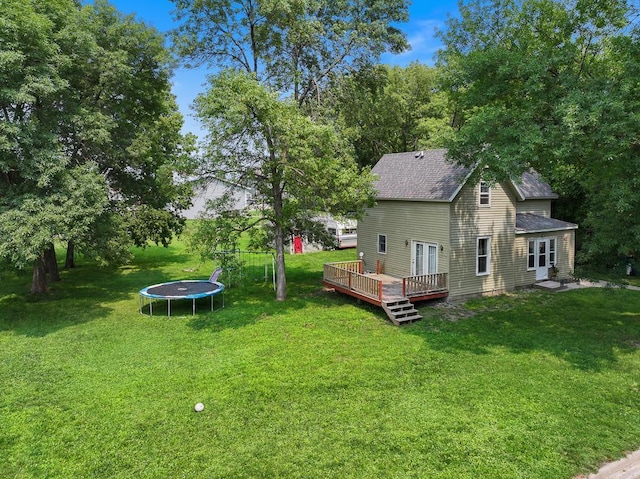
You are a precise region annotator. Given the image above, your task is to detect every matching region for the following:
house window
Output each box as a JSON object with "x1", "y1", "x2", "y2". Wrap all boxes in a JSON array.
[
  {"x1": 528, "y1": 239, "x2": 536, "y2": 270},
  {"x1": 378, "y1": 234, "x2": 387, "y2": 254},
  {"x1": 477, "y1": 236, "x2": 491, "y2": 275},
  {"x1": 479, "y1": 181, "x2": 490, "y2": 206},
  {"x1": 549, "y1": 237, "x2": 556, "y2": 266}
]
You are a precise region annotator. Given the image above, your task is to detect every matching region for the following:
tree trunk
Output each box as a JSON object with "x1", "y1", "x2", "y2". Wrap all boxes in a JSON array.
[
  {"x1": 270, "y1": 168, "x2": 287, "y2": 301},
  {"x1": 273, "y1": 221, "x2": 287, "y2": 301},
  {"x1": 65, "y1": 240, "x2": 75, "y2": 269},
  {"x1": 31, "y1": 254, "x2": 48, "y2": 294},
  {"x1": 45, "y1": 243, "x2": 61, "y2": 282}
]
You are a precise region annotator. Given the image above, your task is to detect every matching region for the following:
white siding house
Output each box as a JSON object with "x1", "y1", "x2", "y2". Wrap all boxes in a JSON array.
[{"x1": 183, "y1": 180, "x2": 254, "y2": 219}]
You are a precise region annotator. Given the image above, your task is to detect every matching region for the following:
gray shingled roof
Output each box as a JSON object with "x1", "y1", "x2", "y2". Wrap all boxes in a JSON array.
[
  {"x1": 512, "y1": 170, "x2": 558, "y2": 200},
  {"x1": 372, "y1": 150, "x2": 557, "y2": 202},
  {"x1": 372, "y1": 149, "x2": 470, "y2": 201},
  {"x1": 516, "y1": 213, "x2": 578, "y2": 233}
]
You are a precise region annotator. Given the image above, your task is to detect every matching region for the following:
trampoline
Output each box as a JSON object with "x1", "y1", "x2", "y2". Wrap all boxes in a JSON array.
[{"x1": 139, "y1": 280, "x2": 225, "y2": 317}]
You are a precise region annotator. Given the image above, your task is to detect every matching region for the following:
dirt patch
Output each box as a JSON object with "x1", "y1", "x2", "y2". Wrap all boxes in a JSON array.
[{"x1": 431, "y1": 301, "x2": 476, "y2": 322}]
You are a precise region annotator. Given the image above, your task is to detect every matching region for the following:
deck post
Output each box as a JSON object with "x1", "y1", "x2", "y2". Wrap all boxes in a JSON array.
[
  {"x1": 348, "y1": 271, "x2": 352, "y2": 290},
  {"x1": 402, "y1": 278, "x2": 406, "y2": 297}
]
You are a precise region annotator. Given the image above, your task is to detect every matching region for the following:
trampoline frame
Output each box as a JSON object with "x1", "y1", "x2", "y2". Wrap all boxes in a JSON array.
[{"x1": 139, "y1": 280, "x2": 225, "y2": 317}]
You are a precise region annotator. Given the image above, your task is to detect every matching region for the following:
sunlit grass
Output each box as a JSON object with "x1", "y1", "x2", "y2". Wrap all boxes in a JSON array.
[{"x1": 1, "y1": 241, "x2": 640, "y2": 478}]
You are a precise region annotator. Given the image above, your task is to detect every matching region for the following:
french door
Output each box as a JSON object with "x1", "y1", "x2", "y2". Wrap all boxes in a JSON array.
[
  {"x1": 412, "y1": 241, "x2": 437, "y2": 276},
  {"x1": 529, "y1": 238, "x2": 556, "y2": 280}
]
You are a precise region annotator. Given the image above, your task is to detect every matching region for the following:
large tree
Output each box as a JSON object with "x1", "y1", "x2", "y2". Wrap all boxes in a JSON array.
[
  {"x1": 171, "y1": 0, "x2": 410, "y2": 300},
  {"x1": 0, "y1": 0, "x2": 194, "y2": 293},
  {"x1": 172, "y1": 0, "x2": 409, "y2": 107},
  {"x1": 192, "y1": 70, "x2": 375, "y2": 300},
  {"x1": 437, "y1": 0, "x2": 640, "y2": 267},
  {"x1": 0, "y1": 0, "x2": 108, "y2": 293},
  {"x1": 57, "y1": 0, "x2": 196, "y2": 266}
]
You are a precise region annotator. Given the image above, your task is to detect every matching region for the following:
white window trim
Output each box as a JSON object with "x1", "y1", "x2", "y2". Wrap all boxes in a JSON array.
[
  {"x1": 479, "y1": 181, "x2": 491, "y2": 207},
  {"x1": 527, "y1": 239, "x2": 536, "y2": 271},
  {"x1": 428, "y1": 243, "x2": 438, "y2": 275},
  {"x1": 476, "y1": 236, "x2": 491, "y2": 276},
  {"x1": 549, "y1": 237, "x2": 557, "y2": 266},
  {"x1": 377, "y1": 234, "x2": 387, "y2": 254}
]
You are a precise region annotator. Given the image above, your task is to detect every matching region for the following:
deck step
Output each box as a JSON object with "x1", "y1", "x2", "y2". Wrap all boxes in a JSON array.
[{"x1": 382, "y1": 298, "x2": 422, "y2": 326}]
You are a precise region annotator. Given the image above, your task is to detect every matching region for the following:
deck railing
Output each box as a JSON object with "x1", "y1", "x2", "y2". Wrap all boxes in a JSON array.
[
  {"x1": 326, "y1": 260, "x2": 363, "y2": 274},
  {"x1": 403, "y1": 273, "x2": 448, "y2": 297},
  {"x1": 323, "y1": 261, "x2": 382, "y2": 302}
]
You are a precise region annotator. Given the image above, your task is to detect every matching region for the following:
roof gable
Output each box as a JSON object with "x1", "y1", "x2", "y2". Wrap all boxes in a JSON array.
[{"x1": 372, "y1": 150, "x2": 557, "y2": 202}]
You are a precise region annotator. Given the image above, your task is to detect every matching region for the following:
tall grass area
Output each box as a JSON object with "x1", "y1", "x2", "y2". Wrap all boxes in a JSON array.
[{"x1": 2, "y1": 238, "x2": 640, "y2": 478}]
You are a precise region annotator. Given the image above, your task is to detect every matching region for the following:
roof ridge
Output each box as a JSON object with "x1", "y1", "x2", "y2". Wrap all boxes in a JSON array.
[{"x1": 373, "y1": 150, "x2": 556, "y2": 202}]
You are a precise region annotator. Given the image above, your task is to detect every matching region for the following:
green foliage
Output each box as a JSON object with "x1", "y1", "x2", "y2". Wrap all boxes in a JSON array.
[
  {"x1": 0, "y1": 161, "x2": 120, "y2": 270},
  {"x1": 188, "y1": 195, "x2": 257, "y2": 258},
  {"x1": 0, "y1": 0, "x2": 111, "y2": 274},
  {"x1": 171, "y1": 0, "x2": 409, "y2": 107},
  {"x1": 0, "y1": 0, "x2": 194, "y2": 292},
  {"x1": 192, "y1": 70, "x2": 375, "y2": 299},
  {"x1": 327, "y1": 63, "x2": 455, "y2": 166},
  {"x1": 73, "y1": 209, "x2": 133, "y2": 267},
  {"x1": 60, "y1": 0, "x2": 196, "y2": 244},
  {"x1": 171, "y1": 0, "x2": 410, "y2": 299},
  {"x1": 2, "y1": 243, "x2": 640, "y2": 477},
  {"x1": 124, "y1": 204, "x2": 186, "y2": 249},
  {"x1": 437, "y1": 0, "x2": 640, "y2": 265}
]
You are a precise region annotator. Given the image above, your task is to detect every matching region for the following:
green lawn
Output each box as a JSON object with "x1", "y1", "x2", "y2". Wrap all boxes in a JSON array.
[{"x1": 2, "y1": 241, "x2": 640, "y2": 478}]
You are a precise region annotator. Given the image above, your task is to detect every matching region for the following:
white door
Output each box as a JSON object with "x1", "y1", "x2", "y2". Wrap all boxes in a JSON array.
[
  {"x1": 535, "y1": 238, "x2": 549, "y2": 280},
  {"x1": 412, "y1": 242, "x2": 437, "y2": 276}
]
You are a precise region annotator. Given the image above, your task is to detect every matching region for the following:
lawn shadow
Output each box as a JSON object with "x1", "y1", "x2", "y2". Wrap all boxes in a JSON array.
[
  {"x1": 405, "y1": 288, "x2": 640, "y2": 372},
  {"x1": 0, "y1": 249, "x2": 200, "y2": 337},
  {"x1": 0, "y1": 245, "x2": 357, "y2": 336},
  {"x1": 183, "y1": 265, "x2": 369, "y2": 332}
]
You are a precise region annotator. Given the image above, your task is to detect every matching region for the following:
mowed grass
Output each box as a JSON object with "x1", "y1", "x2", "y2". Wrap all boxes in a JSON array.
[{"x1": 1, "y1": 241, "x2": 640, "y2": 478}]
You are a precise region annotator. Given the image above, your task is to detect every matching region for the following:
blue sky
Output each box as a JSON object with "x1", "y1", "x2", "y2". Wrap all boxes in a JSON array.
[{"x1": 104, "y1": 0, "x2": 461, "y2": 138}]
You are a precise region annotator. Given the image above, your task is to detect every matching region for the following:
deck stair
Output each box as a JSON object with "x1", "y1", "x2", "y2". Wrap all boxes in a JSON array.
[{"x1": 382, "y1": 298, "x2": 422, "y2": 326}]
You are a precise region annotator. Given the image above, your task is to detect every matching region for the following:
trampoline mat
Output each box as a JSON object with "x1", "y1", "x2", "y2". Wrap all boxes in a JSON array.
[{"x1": 146, "y1": 281, "x2": 221, "y2": 297}]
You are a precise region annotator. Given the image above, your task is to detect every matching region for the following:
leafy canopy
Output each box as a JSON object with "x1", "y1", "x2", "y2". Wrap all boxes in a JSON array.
[
  {"x1": 0, "y1": 0, "x2": 194, "y2": 293},
  {"x1": 326, "y1": 62, "x2": 455, "y2": 167},
  {"x1": 172, "y1": 0, "x2": 409, "y2": 106},
  {"x1": 172, "y1": 0, "x2": 409, "y2": 299},
  {"x1": 437, "y1": 0, "x2": 640, "y2": 264}
]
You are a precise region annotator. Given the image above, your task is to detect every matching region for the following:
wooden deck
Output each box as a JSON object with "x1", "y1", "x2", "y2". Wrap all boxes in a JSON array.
[{"x1": 323, "y1": 261, "x2": 448, "y2": 307}]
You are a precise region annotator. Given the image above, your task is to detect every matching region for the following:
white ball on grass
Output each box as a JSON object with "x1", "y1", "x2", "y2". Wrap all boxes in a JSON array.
[{"x1": 194, "y1": 402, "x2": 204, "y2": 412}]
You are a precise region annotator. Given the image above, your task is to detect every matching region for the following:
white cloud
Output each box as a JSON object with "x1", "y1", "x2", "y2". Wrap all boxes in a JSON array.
[{"x1": 383, "y1": 19, "x2": 445, "y2": 66}]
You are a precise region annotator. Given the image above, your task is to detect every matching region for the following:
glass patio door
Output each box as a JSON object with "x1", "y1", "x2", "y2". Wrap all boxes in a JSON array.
[{"x1": 412, "y1": 241, "x2": 437, "y2": 276}]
